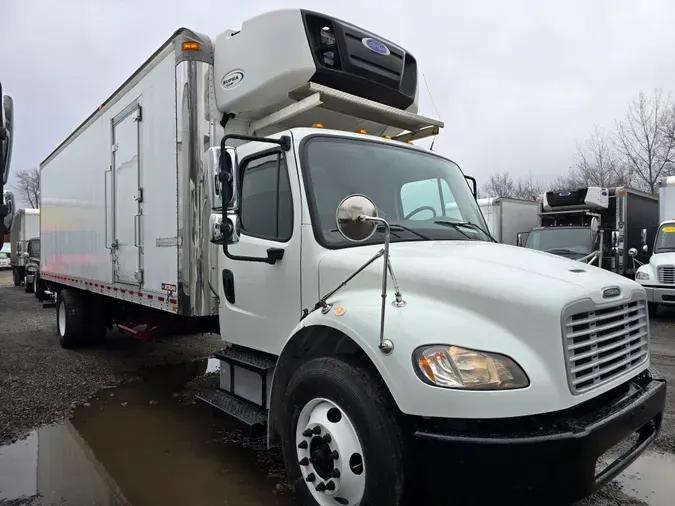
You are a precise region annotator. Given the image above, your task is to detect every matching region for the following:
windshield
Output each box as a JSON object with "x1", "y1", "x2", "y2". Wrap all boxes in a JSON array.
[
  {"x1": 654, "y1": 224, "x2": 675, "y2": 254},
  {"x1": 524, "y1": 227, "x2": 594, "y2": 258},
  {"x1": 0, "y1": 252, "x2": 8, "y2": 259},
  {"x1": 301, "y1": 136, "x2": 490, "y2": 247}
]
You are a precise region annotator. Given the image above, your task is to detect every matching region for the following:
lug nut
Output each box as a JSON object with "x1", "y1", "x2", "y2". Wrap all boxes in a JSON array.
[
  {"x1": 299, "y1": 457, "x2": 309, "y2": 466},
  {"x1": 322, "y1": 434, "x2": 332, "y2": 443},
  {"x1": 306, "y1": 473, "x2": 316, "y2": 483},
  {"x1": 312, "y1": 426, "x2": 322, "y2": 435},
  {"x1": 298, "y1": 440, "x2": 308, "y2": 449},
  {"x1": 316, "y1": 482, "x2": 327, "y2": 492},
  {"x1": 331, "y1": 469, "x2": 341, "y2": 478},
  {"x1": 325, "y1": 480, "x2": 336, "y2": 491},
  {"x1": 330, "y1": 450, "x2": 339, "y2": 460},
  {"x1": 302, "y1": 429, "x2": 313, "y2": 437}
]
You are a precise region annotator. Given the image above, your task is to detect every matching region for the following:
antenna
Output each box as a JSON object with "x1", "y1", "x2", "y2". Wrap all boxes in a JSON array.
[{"x1": 422, "y1": 73, "x2": 441, "y2": 151}]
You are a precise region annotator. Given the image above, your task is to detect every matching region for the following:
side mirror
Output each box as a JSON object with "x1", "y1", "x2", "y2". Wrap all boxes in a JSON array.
[
  {"x1": 642, "y1": 244, "x2": 649, "y2": 254},
  {"x1": 210, "y1": 213, "x2": 223, "y2": 244},
  {"x1": 628, "y1": 247, "x2": 638, "y2": 257},
  {"x1": 203, "y1": 147, "x2": 222, "y2": 211},
  {"x1": 640, "y1": 228, "x2": 648, "y2": 245},
  {"x1": 335, "y1": 194, "x2": 378, "y2": 242},
  {"x1": 218, "y1": 150, "x2": 236, "y2": 210},
  {"x1": 464, "y1": 175, "x2": 477, "y2": 199},
  {"x1": 3, "y1": 191, "x2": 15, "y2": 234},
  {"x1": 1, "y1": 93, "x2": 14, "y2": 186},
  {"x1": 516, "y1": 232, "x2": 528, "y2": 247}
]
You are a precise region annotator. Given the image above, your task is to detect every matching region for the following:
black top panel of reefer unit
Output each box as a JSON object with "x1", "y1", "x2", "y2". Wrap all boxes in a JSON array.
[{"x1": 301, "y1": 10, "x2": 417, "y2": 110}]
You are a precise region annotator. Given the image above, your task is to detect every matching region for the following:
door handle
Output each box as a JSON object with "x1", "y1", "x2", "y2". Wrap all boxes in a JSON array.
[
  {"x1": 134, "y1": 214, "x2": 141, "y2": 247},
  {"x1": 104, "y1": 167, "x2": 112, "y2": 250}
]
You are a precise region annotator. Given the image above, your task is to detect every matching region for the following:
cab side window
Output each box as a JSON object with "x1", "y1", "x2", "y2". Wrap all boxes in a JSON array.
[{"x1": 239, "y1": 151, "x2": 293, "y2": 241}]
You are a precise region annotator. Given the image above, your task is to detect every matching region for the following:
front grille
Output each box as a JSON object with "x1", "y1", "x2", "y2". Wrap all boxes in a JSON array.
[
  {"x1": 563, "y1": 299, "x2": 648, "y2": 394},
  {"x1": 657, "y1": 266, "x2": 675, "y2": 284}
]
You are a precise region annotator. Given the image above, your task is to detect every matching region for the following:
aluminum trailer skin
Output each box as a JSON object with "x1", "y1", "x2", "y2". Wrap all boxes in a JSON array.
[
  {"x1": 38, "y1": 9, "x2": 665, "y2": 506},
  {"x1": 477, "y1": 197, "x2": 538, "y2": 245},
  {"x1": 635, "y1": 176, "x2": 675, "y2": 315},
  {"x1": 9, "y1": 208, "x2": 39, "y2": 286},
  {"x1": 523, "y1": 186, "x2": 659, "y2": 277}
]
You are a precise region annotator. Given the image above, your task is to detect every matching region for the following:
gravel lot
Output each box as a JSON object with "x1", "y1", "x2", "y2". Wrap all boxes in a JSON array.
[
  {"x1": 1, "y1": 268, "x2": 674, "y2": 506},
  {"x1": 0, "y1": 270, "x2": 223, "y2": 445}
]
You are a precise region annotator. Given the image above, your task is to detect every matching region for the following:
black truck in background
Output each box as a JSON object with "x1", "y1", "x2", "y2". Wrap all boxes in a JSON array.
[
  {"x1": 518, "y1": 186, "x2": 659, "y2": 279},
  {"x1": 1, "y1": 80, "x2": 15, "y2": 250}
]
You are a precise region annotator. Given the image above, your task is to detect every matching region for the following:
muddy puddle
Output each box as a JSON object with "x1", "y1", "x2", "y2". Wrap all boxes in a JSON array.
[
  {"x1": 0, "y1": 359, "x2": 294, "y2": 506},
  {"x1": 612, "y1": 451, "x2": 675, "y2": 506}
]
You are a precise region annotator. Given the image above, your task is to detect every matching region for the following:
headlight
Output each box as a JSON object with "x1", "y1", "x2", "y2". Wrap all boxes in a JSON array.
[
  {"x1": 636, "y1": 271, "x2": 650, "y2": 280},
  {"x1": 26, "y1": 267, "x2": 36, "y2": 273},
  {"x1": 413, "y1": 345, "x2": 529, "y2": 390}
]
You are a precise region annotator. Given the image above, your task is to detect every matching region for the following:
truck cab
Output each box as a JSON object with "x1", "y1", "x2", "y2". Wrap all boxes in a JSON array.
[{"x1": 634, "y1": 176, "x2": 675, "y2": 315}]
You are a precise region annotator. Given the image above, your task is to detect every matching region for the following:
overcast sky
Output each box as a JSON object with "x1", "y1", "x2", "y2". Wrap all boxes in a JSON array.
[{"x1": 2, "y1": 0, "x2": 675, "y2": 202}]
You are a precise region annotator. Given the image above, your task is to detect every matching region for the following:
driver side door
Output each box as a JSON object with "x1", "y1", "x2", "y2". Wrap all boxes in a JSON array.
[{"x1": 218, "y1": 142, "x2": 303, "y2": 355}]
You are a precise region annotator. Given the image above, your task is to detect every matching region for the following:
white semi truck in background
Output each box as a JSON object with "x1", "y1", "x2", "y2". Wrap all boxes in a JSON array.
[
  {"x1": 634, "y1": 176, "x2": 675, "y2": 316},
  {"x1": 38, "y1": 9, "x2": 666, "y2": 505},
  {"x1": 0, "y1": 81, "x2": 15, "y2": 250}
]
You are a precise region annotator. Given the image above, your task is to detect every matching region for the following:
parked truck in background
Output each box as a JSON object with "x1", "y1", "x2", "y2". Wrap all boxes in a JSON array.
[
  {"x1": 38, "y1": 9, "x2": 666, "y2": 505},
  {"x1": 477, "y1": 196, "x2": 538, "y2": 245},
  {"x1": 634, "y1": 176, "x2": 675, "y2": 315},
  {"x1": 521, "y1": 186, "x2": 659, "y2": 276},
  {"x1": 0, "y1": 81, "x2": 15, "y2": 250},
  {"x1": 10, "y1": 208, "x2": 40, "y2": 287}
]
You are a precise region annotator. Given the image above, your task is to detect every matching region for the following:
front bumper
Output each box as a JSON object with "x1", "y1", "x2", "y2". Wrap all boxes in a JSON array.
[
  {"x1": 413, "y1": 368, "x2": 666, "y2": 503},
  {"x1": 643, "y1": 285, "x2": 675, "y2": 305}
]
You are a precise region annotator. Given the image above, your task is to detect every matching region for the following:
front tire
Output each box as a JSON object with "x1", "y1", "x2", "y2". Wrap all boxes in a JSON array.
[
  {"x1": 24, "y1": 276, "x2": 34, "y2": 293},
  {"x1": 56, "y1": 289, "x2": 86, "y2": 349},
  {"x1": 281, "y1": 357, "x2": 408, "y2": 506},
  {"x1": 13, "y1": 268, "x2": 21, "y2": 287}
]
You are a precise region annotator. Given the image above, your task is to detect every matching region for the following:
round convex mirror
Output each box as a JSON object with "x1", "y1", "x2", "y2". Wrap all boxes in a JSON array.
[
  {"x1": 628, "y1": 247, "x2": 638, "y2": 257},
  {"x1": 335, "y1": 194, "x2": 378, "y2": 242}
]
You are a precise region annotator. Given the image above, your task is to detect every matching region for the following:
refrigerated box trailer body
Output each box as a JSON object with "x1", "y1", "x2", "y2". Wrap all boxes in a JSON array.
[
  {"x1": 477, "y1": 197, "x2": 538, "y2": 245},
  {"x1": 40, "y1": 29, "x2": 221, "y2": 319}
]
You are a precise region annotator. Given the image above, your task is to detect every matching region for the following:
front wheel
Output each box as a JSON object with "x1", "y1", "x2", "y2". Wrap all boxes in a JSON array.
[
  {"x1": 281, "y1": 357, "x2": 408, "y2": 506},
  {"x1": 13, "y1": 268, "x2": 21, "y2": 287}
]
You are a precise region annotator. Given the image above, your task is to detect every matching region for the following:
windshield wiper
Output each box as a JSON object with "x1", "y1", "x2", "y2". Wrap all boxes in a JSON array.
[
  {"x1": 546, "y1": 248, "x2": 583, "y2": 255},
  {"x1": 378, "y1": 223, "x2": 431, "y2": 241},
  {"x1": 433, "y1": 220, "x2": 496, "y2": 242}
]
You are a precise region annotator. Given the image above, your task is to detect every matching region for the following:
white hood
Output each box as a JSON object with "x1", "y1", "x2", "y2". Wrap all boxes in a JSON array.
[
  {"x1": 649, "y1": 251, "x2": 675, "y2": 270},
  {"x1": 318, "y1": 240, "x2": 643, "y2": 311}
]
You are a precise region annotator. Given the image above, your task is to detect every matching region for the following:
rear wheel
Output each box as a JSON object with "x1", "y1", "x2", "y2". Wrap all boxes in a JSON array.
[
  {"x1": 281, "y1": 357, "x2": 408, "y2": 506},
  {"x1": 56, "y1": 289, "x2": 86, "y2": 349}
]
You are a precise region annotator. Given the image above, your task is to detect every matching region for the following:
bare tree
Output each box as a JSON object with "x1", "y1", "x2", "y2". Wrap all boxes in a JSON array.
[
  {"x1": 560, "y1": 126, "x2": 631, "y2": 188},
  {"x1": 482, "y1": 172, "x2": 545, "y2": 200},
  {"x1": 13, "y1": 167, "x2": 40, "y2": 208},
  {"x1": 614, "y1": 89, "x2": 675, "y2": 193}
]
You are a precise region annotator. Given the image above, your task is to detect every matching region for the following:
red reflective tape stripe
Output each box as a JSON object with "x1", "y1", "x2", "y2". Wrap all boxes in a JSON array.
[
  {"x1": 158, "y1": 296, "x2": 165, "y2": 302},
  {"x1": 147, "y1": 295, "x2": 153, "y2": 299},
  {"x1": 169, "y1": 298, "x2": 176, "y2": 304}
]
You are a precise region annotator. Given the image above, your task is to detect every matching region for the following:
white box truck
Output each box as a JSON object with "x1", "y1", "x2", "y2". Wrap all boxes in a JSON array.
[
  {"x1": 9, "y1": 207, "x2": 39, "y2": 287},
  {"x1": 634, "y1": 176, "x2": 675, "y2": 315},
  {"x1": 39, "y1": 9, "x2": 666, "y2": 505},
  {"x1": 477, "y1": 196, "x2": 538, "y2": 245}
]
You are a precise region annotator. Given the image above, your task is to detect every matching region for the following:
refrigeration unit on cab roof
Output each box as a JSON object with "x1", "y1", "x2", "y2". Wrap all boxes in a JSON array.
[{"x1": 542, "y1": 186, "x2": 609, "y2": 212}]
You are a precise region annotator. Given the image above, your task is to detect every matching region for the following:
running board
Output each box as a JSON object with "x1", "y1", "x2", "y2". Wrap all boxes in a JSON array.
[
  {"x1": 214, "y1": 346, "x2": 277, "y2": 410},
  {"x1": 196, "y1": 389, "x2": 268, "y2": 437}
]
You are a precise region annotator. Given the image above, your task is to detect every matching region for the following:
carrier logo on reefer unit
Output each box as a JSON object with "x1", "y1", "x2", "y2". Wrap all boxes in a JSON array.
[
  {"x1": 221, "y1": 70, "x2": 244, "y2": 90},
  {"x1": 361, "y1": 37, "x2": 390, "y2": 56},
  {"x1": 602, "y1": 286, "x2": 621, "y2": 299}
]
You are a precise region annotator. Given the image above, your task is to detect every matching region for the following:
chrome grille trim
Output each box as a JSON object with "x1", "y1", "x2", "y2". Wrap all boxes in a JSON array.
[
  {"x1": 561, "y1": 291, "x2": 649, "y2": 395},
  {"x1": 657, "y1": 266, "x2": 675, "y2": 284}
]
